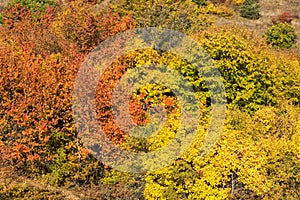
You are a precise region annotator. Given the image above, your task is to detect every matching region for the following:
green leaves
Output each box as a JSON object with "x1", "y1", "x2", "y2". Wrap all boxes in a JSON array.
[
  {"x1": 263, "y1": 22, "x2": 298, "y2": 49},
  {"x1": 111, "y1": 0, "x2": 215, "y2": 34},
  {"x1": 240, "y1": 0, "x2": 261, "y2": 20},
  {"x1": 193, "y1": 26, "x2": 300, "y2": 112},
  {"x1": 9, "y1": 0, "x2": 56, "y2": 12}
]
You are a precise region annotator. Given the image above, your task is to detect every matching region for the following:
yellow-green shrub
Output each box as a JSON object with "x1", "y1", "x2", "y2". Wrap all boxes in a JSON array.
[
  {"x1": 144, "y1": 103, "x2": 300, "y2": 199},
  {"x1": 111, "y1": 0, "x2": 216, "y2": 33},
  {"x1": 193, "y1": 25, "x2": 300, "y2": 112}
]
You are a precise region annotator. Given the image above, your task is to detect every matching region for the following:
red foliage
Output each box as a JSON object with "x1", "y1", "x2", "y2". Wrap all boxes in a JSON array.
[
  {"x1": 94, "y1": 61, "x2": 148, "y2": 145},
  {"x1": 0, "y1": 1, "x2": 135, "y2": 172},
  {"x1": 94, "y1": 59, "x2": 179, "y2": 147},
  {"x1": 272, "y1": 11, "x2": 293, "y2": 24},
  {"x1": 55, "y1": 1, "x2": 135, "y2": 53}
]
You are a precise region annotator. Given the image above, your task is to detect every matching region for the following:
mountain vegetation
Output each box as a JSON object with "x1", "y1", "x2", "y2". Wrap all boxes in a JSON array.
[{"x1": 0, "y1": 0, "x2": 299, "y2": 199}]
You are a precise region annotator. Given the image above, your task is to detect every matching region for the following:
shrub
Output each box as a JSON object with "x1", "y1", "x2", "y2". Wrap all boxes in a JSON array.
[
  {"x1": 272, "y1": 11, "x2": 293, "y2": 24},
  {"x1": 144, "y1": 103, "x2": 300, "y2": 199},
  {"x1": 0, "y1": 0, "x2": 57, "y2": 25},
  {"x1": 111, "y1": 0, "x2": 215, "y2": 34},
  {"x1": 263, "y1": 22, "x2": 298, "y2": 49},
  {"x1": 195, "y1": 26, "x2": 300, "y2": 112},
  {"x1": 53, "y1": 0, "x2": 135, "y2": 53},
  {"x1": 240, "y1": 0, "x2": 260, "y2": 20},
  {"x1": 0, "y1": 0, "x2": 135, "y2": 183},
  {"x1": 8, "y1": 0, "x2": 57, "y2": 13}
]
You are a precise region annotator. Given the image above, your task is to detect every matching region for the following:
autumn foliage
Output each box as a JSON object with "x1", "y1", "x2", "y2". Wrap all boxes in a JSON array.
[
  {"x1": 0, "y1": 0, "x2": 300, "y2": 199},
  {"x1": 272, "y1": 11, "x2": 294, "y2": 24},
  {"x1": 0, "y1": 0, "x2": 134, "y2": 183}
]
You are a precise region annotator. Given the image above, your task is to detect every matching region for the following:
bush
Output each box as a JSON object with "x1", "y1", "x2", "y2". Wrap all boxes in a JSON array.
[
  {"x1": 8, "y1": 0, "x2": 57, "y2": 13},
  {"x1": 263, "y1": 22, "x2": 298, "y2": 49},
  {"x1": 111, "y1": 0, "x2": 215, "y2": 34},
  {"x1": 0, "y1": 0, "x2": 135, "y2": 180},
  {"x1": 240, "y1": 0, "x2": 260, "y2": 20},
  {"x1": 196, "y1": 26, "x2": 300, "y2": 112},
  {"x1": 0, "y1": 0, "x2": 57, "y2": 25},
  {"x1": 272, "y1": 11, "x2": 293, "y2": 24},
  {"x1": 144, "y1": 103, "x2": 300, "y2": 199}
]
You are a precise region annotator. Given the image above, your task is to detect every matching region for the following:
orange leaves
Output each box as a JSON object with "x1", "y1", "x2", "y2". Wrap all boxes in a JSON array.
[
  {"x1": 128, "y1": 97, "x2": 151, "y2": 126},
  {"x1": 0, "y1": 0, "x2": 135, "y2": 173},
  {"x1": 1, "y1": 4, "x2": 32, "y2": 29},
  {"x1": 53, "y1": 1, "x2": 135, "y2": 53},
  {"x1": 162, "y1": 96, "x2": 177, "y2": 111},
  {"x1": 27, "y1": 153, "x2": 41, "y2": 162}
]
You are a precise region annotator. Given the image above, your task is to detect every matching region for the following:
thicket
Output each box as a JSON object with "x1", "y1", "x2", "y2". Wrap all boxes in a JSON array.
[
  {"x1": 111, "y1": 0, "x2": 234, "y2": 34},
  {"x1": 0, "y1": 0, "x2": 134, "y2": 188},
  {"x1": 141, "y1": 26, "x2": 300, "y2": 199},
  {"x1": 0, "y1": 0, "x2": 299, "y2": 199}
]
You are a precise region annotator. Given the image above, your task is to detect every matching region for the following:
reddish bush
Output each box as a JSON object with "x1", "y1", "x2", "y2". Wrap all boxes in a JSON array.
[
  {"x1": 0, "y1": 1, "x2": 135, "y2": 175},
  {"x1": 54, "y1": 0, "x2": 135, "y2": 53},
  {"x1": 272, "y1": 11, "x2": 293, "y2": 24}
]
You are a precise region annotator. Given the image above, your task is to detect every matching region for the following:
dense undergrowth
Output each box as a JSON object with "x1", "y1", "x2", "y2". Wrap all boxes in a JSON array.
[{"x1": 0, "y1": 0, "x2": 299, "y2": 199}]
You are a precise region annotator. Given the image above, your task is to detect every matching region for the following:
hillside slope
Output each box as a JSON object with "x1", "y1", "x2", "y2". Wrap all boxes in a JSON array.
[{"x1": 217, "y1": 0, "x2": 300, "y2": 49}]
